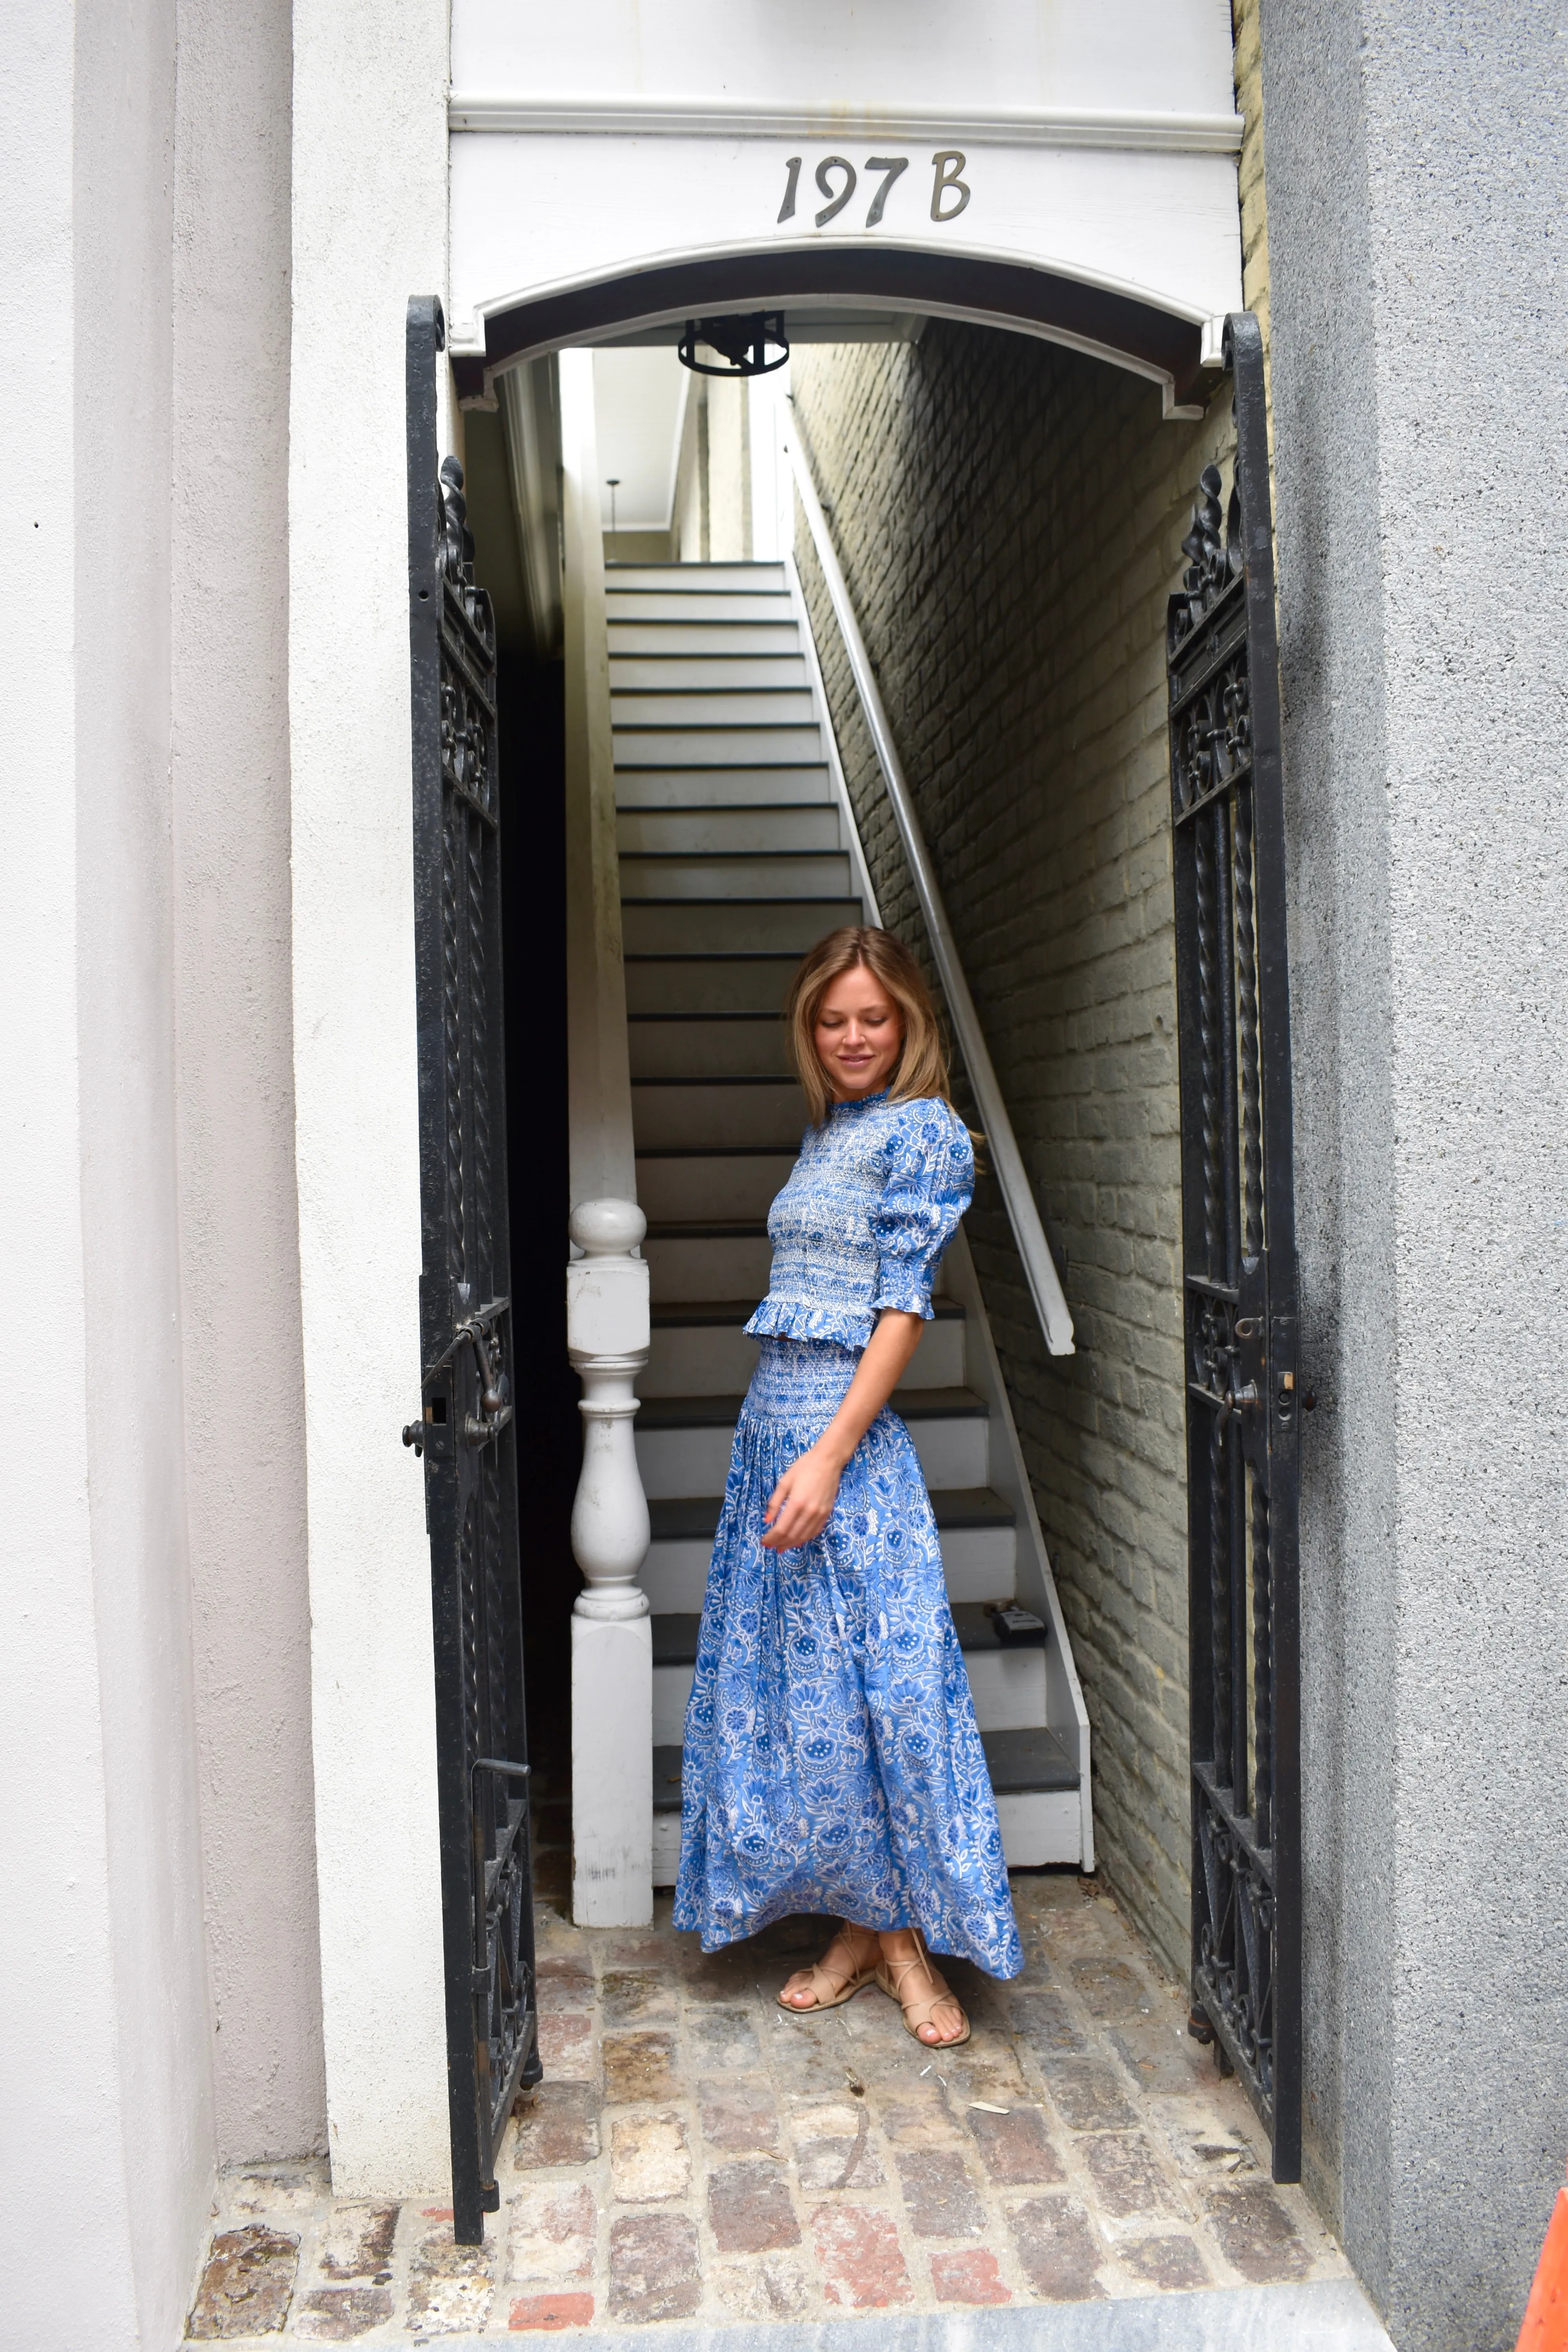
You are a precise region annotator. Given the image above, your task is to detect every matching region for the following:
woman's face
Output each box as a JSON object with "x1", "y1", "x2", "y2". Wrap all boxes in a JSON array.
[{"x1": 814, "y1": 965, "x2": 904, "y2": 1102}]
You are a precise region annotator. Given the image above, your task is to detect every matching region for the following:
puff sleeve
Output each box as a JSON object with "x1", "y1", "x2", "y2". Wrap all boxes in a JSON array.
[{"x1": 868, "y1": 1100, "x2": 974, "y2": 1320}]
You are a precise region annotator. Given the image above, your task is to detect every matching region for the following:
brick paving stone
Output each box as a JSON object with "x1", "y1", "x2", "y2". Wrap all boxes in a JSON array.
[
  {"x1": 791, "y1": 2098, "x2": 883, "y2": 2191},
  {"x1": 1149, "y1": 2099, "x2": 1261, "y2": 2181},
  {"x1": 602, "y1": 2029, "x2": 678, "y2": 2104},
  {"x1": 315, "y1": 2203, "x2": 397, "y2": 2283},
  {"x1": 535, "y1": 2009, "x2": 593, "y2": 2079},
  {"x1": 506, "y1": 2183, "x2": 595, "y2": 2283},
  {"x1": 677, "y1": 1945, "x2": 757, "y2": 2002},
  {"x1": 601, "y1": 1969, "x2": 675, "y2": 2027},
  {"x1": 512, "y1": 2083, "x2": 599, "y2": 2169},
  {"x1": 610, "y1": 2111, "x2": 691, "y2": 2202},
  {"x1": 1008, "y1": 2194, "x2": 1107, "y2": 2301},
  {"x1": 1081, "y1": 2129, "x2": 1175, "y2": 2217},
  {"x1": 708, "y1": 2158, "x2": 802, "y2": 2253},
  {"x1": 1108, "y1": 2016, "x2": 1214, "y2": 2097},
  {"x1": 534, "y1": 1957, "x2": 593, "y2": 2004},
  {"x1": 508, "y1": 2290, "x2": 596, "y2": 2331},
  {"x1": 810, "y1": 2203, "x2": 913, "y2": 2308},
  {"x1": 688, "y1": 2006, "x2": 763, "y2": 2071},
  {"x1": 290, "y1": 2287, "x2": 393, "y2": 2341},
  {"x1": 188, "y1": 2225, "x2": 299, "y2": 2339},
  {"x1": 1204, "y1": 2185, "x2": 1311, "y2": 2283},
  {"x1": 700, "y1": 2080, "x2": 780, "y2": 2154},
  {"x1": 1008, "y1": 1989, "x2": 1086, "y2": 2054},
  {"x1": 898, "y1": 2148, "x2": 988, "y2": 2239},
  {"x1": 713, "y1": 2254, "x2": 814, "y2": 2319},
  {"x1": 931, "y1": 2247, "x2": 1013, "y2": 2305},
  {"x1": 1122, "y1": 2233, "x2": 1212, "y2": 2291},
  {"x1": 766, "y1": 2022, "x2": 860, "y2": 2099},
  {"x1": 966, "y1": 2103, "x2": 1065, "y2": 2185},
  {"x1": 607, "y1": 2212, "x2": 701, "y2": 2323},
  {"x1": 226, "y1": 2164, "x2": 332, "y2": 2219},
  {"x1": 948, "y1": 2027, "x2": 1032, "y2": 2103},
  {"x1": 1069, "y1": 1957, "x2": 1156, "y2": 2020},
  {"x1": 1040, "y1": 2058, "x2": 1140, "y2": 2132},
  {"x1": 407, "y1": 2221, "x2": 495, "y2": 2335}
]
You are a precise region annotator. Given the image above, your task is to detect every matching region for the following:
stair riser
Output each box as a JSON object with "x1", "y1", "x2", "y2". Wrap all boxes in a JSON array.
[
  {"x1": 615, "y1": 726, "x2": 825, "y2": 767},
  {"x1": 641, "y1": 1521, "x2": 1015, "y2": 1613},
  {"x1": 630, "y1": 1021, "x2": 789, "y2": 1081},
  {"x1": 613, "y1": 689, "x2": 818, "y2": 728},
  {"x1": 624, "y1": 958, "x2": 799, "y2": 1016},
  {"x1": 624, "y1": 901, "x2": 858, "y2": 954},
  {"x1": 610, "y1": 655, "x2": 811, "y2": 691},
  {"x1": 608, "y1": 622, "x2": 801, "y2": 656},
  {"x1": 651, "y1": 1636, "x2": 1034, "y2": 1747},
  {"x1": 616, "y1": 768, "x2": 832, "y2": 809},
  {"x1": 637, "y1": 1152, "x2": 795, "y2": 1220},
  {"x1": 635, "y1": 1413, "x2": 987, "y2": 1500},
  {"x1": 608, "y1": 563, "x2": 786, "y2": 592},
  {"x1": 617, "y1": 807, "x2": 842, "y2": 855},
  {"x1": 645, "y1": 1232, "x2": 772, "y2": 1302},
  {"x1": 642, "y1": 1316, "x2": 967, "y2": 1396},
  {"x1": 606, "y1": 593, "x2": 795, "y2": 623},
  {"x1": 621, "y1": 851, "x2": 852, "y2": 901},
  {"x1": 632, "y1": 1079, "x2": 803, "y2": 1149}
]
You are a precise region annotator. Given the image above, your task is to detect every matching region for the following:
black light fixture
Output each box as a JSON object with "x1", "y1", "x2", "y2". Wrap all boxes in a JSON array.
[{"x1": 677, "y1": 312, "x2": 789, "y2": 378}]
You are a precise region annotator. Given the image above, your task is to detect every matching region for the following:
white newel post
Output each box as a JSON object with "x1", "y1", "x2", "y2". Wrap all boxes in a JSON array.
[{"x1": 567, "y1": 1200, "x2": 653, "y2": 1924}]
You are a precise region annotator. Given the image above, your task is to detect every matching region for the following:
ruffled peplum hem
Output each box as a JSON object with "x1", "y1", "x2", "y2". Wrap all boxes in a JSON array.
[
  {"x1": 673, "y1": 1336, "x2": 1024, "y2": 1979},
  {"x1": 742, "y1": 1296, "x2": 877, "y2": 1349}
]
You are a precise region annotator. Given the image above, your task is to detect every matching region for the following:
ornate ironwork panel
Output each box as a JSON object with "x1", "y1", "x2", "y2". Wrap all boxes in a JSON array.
[
  {"x1": 1167, "y1": 313, "x2": 1301, "y2": 2179},
  {"x1": 406, "y1": 295, "x2": 540, "y2": 2243}
]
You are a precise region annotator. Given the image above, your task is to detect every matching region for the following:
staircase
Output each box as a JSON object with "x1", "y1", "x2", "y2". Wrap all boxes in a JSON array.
[{"x1": 605, "y1": 558, "x2": 1092, "y2": 1889}]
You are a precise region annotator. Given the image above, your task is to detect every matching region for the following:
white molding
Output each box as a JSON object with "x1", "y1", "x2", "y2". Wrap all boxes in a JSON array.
[{"x1": 448, "y1": 93, "x2": 1243, "y2": 153}]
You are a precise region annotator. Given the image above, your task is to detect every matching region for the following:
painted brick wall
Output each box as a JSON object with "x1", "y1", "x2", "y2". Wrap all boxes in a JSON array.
[{"x1": 791, "y1": 330, "x2": 1238, "y2": 1975}]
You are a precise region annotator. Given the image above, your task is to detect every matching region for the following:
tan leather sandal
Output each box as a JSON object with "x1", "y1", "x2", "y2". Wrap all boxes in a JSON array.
[
  {"x1": 875, "y1": 1931, "x2": 972, "y2": 2047},
  {"x1": 777, "y1": 1924, "x2": 881, "y2": 2016}
]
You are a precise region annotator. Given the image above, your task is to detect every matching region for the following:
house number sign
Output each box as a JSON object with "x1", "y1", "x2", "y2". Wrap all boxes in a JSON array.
[{"x1": 777, "y1": 151, "x2": 973, "y2": 229}]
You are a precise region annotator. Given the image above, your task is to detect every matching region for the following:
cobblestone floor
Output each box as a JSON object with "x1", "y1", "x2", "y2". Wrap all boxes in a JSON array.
[{"x1": 188, "y1": 1853, "x2": 1349, "y2": 2340}]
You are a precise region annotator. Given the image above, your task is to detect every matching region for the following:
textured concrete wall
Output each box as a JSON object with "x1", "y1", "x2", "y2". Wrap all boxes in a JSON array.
[
  {"x1": 792, "y1": 330, "x2": 1236, "y2": 1977},
  {"x1": 1260, "y1": 7, "x2": 1568, "y2": 2349}
]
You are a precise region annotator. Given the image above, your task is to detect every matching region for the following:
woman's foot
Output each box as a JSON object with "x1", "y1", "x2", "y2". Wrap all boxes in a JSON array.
[
  {"x1": 778, "y1": 1921, "x2": 882, "y2": 2013},
  {"x1": 875, "y1": 1929, "x2": 971, "y2": 2047}
]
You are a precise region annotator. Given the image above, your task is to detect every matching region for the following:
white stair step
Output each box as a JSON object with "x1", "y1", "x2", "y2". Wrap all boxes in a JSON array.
[
  {"x1": 629, "y1": 1018, "x2": 788, "y2": 1081},
  {"x1": 612, "y1": 688, "x2": 817, "y2": 728},
  {"x1": 607, "y1": 562, "x2": 786, "y2": 592},
  {"x1": 623, "y1": 898, "x2": 859, "y2": 955},
  {"x1": 636, "y1": 1149, "x2": 797, "y2": 1221},
  {"x1": 620, "y1": 849, "x2": 851, "y2": 902},
  {"x1": 615, "y1": 767, "x2": 833, "y2": 808},
  {"x1": 642, "y1": 1301, "x2": 967, "y2": 1397},
  {"x1": 608, "y1": 621, "x2": 801, "y2": 656},
  {"x1": 610, "y1": 654, "x2": 810, "y2": 691},
  {"x1": 624, "y1": 955, "x2": 799, "y2": 1016},
  {"x1": 641, "y1": 1488, "x2": 1015, "y2": 1614},
  {"x1": 644, "y1": 1228, "x2": 774, "y2": 1303},
  {"x1": 617, "y1": 806, "x2": 842, "y2": 856},
  {"x1": 632, "y1": 1076, "x2": 803, "y2": 1149},
  {"x1": 613, "y1": 724, "x2": 825, "y2": 767},
  {"x1": 605, "y1": 590, "x2": 796, "y2": 623},
  {"x1": 635, "y1": 1389, "x2": 990, "y2": 1497}
]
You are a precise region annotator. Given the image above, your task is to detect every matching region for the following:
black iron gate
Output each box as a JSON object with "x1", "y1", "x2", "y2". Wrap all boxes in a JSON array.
[
  {"x1": 405, "y1": 294, "x2": 541, "y2": 2242},
  {"x1": 1167, "y1": 313, "x2": 1302, "y2": 2180}
]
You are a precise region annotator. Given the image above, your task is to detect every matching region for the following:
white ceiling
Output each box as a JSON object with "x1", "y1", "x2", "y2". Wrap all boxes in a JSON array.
[{"x1": 593, "y1": 347, "x2": 688, "y2": 530}]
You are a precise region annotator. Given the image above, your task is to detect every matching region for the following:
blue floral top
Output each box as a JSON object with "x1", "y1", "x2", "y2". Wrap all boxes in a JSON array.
[{"x1": 744, "y1": 1091, "x2": 974, "y2": 1351}]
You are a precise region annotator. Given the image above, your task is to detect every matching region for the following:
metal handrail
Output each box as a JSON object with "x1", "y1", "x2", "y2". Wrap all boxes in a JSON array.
[{"x1": 784, "y1": 419, "x2": 1075, "y2": 1357}]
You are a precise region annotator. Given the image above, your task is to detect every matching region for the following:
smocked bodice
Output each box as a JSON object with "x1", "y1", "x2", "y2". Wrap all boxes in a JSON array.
[{"x1": 743, "y1": 1091, "x2": 974, "y2": 1351}]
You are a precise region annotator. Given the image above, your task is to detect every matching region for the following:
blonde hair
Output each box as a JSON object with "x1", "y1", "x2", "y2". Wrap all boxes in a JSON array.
[{"x1": 785, "y1": 926, "x2": 959, "y2": 1129}]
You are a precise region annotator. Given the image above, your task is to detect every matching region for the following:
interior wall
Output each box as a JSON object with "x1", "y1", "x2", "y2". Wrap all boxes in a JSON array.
[
  {"x1": 791, "y1": 327, "x2": 1234, "y2": 1977},
  {"x1": 172, "y1": 0, "x2": 327, "y2": 2167}
]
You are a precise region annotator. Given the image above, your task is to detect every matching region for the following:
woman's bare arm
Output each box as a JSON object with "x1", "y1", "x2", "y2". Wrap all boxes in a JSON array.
[{"x1": 761, "y1": 1309, "x2": 924, "y2": 1551}]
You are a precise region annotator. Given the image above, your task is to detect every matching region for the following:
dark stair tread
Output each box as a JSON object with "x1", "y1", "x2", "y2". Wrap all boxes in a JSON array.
[
  {"x1": 651, "y1": 1297, "x2": 964, "y2": 1328},
  {"x1": 652, "y1": 1599, "x2": 1041, "y2": 1667},
  {"x1": 650, "y1": 1485, "x2": 1012, "y2": 1542},
  {"x1": 637, "y1": 1145, "x2": 798, "y2": 1159},
  {"x1": 653, "y1": 1727, "x2": 1077, "y2": 1813},
  {"x1": 645, "y1": 1221, "x2": 768, "y2": 1241},
  {"x1": 639, "y1": 1386, "x2": 989, "y2": 1430},
  {"x1": 627, "y1": 1010, "x2": 791, "y2": 1022},
  {"x1": 631, "y1": 1073, "x2": 796, "y2": 1088}
]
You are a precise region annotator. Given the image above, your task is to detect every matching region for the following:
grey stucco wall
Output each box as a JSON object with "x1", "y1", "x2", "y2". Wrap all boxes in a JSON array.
[{"x1": 1260, "y1": 5, "x2": 1568, "y2": 2346}]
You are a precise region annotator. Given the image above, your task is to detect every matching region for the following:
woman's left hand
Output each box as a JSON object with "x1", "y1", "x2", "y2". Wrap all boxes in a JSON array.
[{"x1": 761, "y1": 1443, "x2": 845, "y2": 1551}]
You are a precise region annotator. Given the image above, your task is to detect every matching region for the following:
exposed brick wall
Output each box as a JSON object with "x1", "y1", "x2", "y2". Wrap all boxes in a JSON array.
[{"x1": 791, "y1": 328, "x2": 1238, "y2": 1976}]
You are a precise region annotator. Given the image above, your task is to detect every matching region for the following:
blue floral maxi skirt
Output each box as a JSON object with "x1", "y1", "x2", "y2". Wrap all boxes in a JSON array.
[{"x1": 673, "y1": 1337, "x2": 1025, "y2": 1978}]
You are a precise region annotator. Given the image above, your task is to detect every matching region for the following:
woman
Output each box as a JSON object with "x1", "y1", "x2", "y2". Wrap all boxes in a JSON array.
[{"x1": 674, "y1": 926, "x2": 1024, "y2": 2047}]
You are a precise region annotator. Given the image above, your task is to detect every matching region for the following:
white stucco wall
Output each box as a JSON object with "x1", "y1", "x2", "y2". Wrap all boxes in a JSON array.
[{"x1": 289, "y1": 0, "x2": 455, "y2": 2194}]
